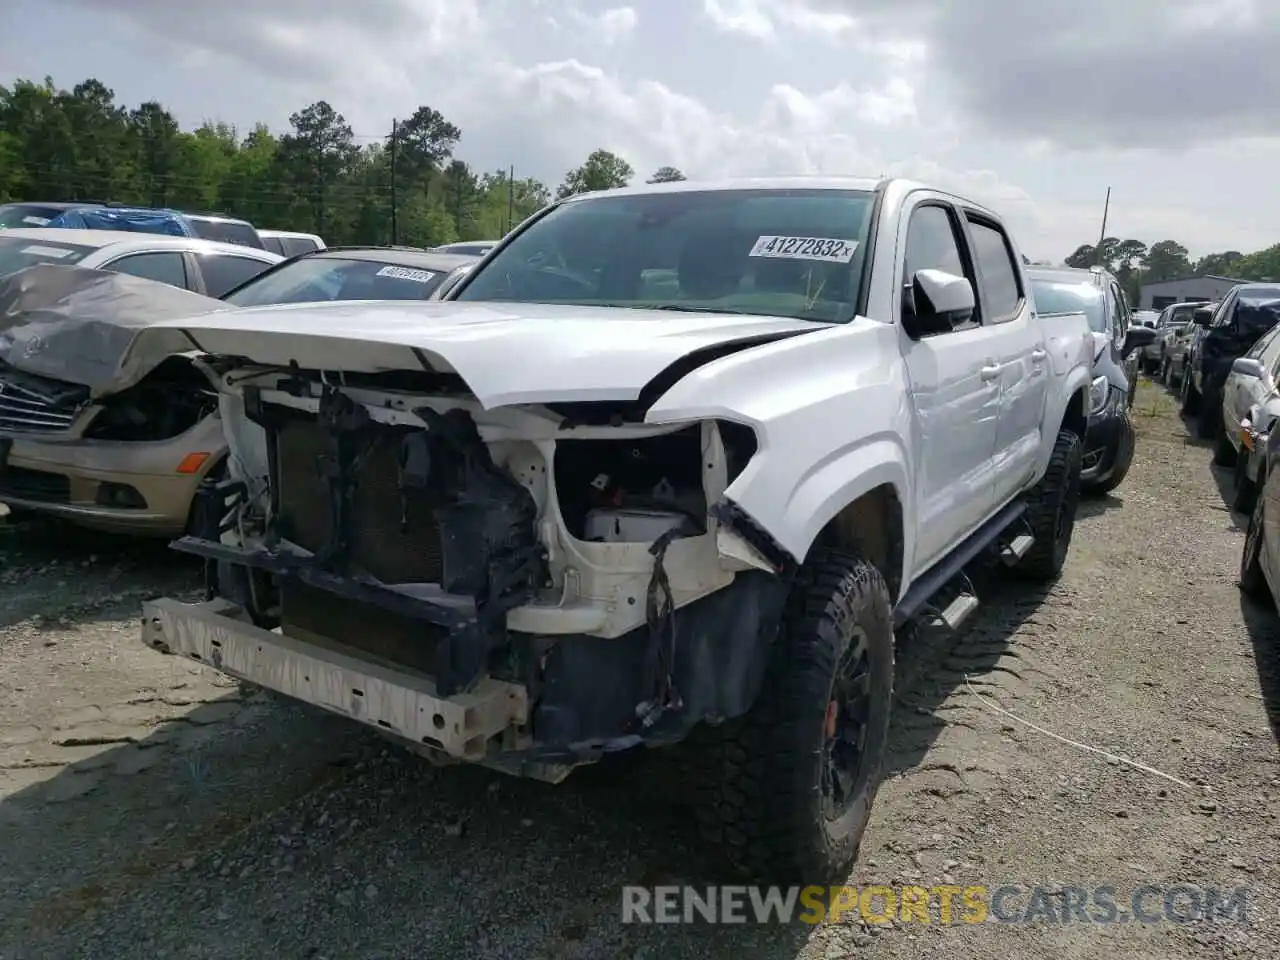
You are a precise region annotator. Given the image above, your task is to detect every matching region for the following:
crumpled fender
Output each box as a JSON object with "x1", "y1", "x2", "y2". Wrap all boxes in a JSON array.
[{"x1": 645, "y1": 317, "x2": 914, "y2": 580}]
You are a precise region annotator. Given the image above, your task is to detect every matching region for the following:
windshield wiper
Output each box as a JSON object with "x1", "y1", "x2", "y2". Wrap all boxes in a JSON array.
[{"x1": 641, "y1": 304, "x2": 754, "y2": 315}]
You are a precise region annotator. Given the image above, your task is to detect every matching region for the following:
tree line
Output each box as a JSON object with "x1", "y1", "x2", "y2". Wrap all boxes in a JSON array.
[
  {"x1": 0, "y1": 77, "x2": 687, "y2": 247},
  {"x1": 1063, "y1": 236, "x2": 1280, "y2": 306}
]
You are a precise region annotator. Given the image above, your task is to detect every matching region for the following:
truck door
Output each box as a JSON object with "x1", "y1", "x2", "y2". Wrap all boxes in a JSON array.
[
  {"x1": 962, "y1": 212, "x2": 1048, "y2": 509},
  {"x1": 897, "y1": 198, "x2": 1001, "y2": 573}
]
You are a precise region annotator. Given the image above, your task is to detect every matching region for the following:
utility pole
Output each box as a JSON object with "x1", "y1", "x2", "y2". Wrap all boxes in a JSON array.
[
  {"x1": 389, "y1": 118, "x2": 399, "y2": 245},
  {"x1": 506, "y1": 164, "x2": 515, "y2": 234},
  {"x1": 1095, "y1": 186, "x2": 1111, "y2": 265}
]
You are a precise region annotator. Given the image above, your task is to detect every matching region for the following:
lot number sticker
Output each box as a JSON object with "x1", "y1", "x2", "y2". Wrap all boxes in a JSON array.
[
  {"x1": 748, "y1": 236, "x2": 858, "y2": 263},
  {"x1": 21, "y1": 216, "x2": 50, "y2": 226},
  {"x1": 376, "y1": 265, "x2": 437, "y2": 283},
  {"x1": 20, "y1": 245, "x2": 75, "y2": 258}
]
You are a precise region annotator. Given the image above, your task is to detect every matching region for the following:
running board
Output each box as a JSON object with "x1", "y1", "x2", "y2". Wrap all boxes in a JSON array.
[{"x1": 893, "y1": 498, "x2": 1027, "y2": 627}]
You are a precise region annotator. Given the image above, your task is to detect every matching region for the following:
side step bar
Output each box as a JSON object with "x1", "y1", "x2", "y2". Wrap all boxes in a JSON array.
[
  {"x1": 893, "y1": 499, "x2": 1027, "y2": 627},
  {"x1": 141, "y1": 597, "x2": 528, "y2": 760}
]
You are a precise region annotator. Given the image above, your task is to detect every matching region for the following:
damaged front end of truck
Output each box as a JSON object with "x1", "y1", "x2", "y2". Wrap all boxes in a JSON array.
[{"x1": 142, "y1": 309, "x2": 809, "y2": 782}]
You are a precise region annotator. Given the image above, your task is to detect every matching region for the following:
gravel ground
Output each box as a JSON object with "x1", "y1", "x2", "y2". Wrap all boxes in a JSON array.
[{"x1": 1, "y1": 379, "x2": 1277, "y2": 960}]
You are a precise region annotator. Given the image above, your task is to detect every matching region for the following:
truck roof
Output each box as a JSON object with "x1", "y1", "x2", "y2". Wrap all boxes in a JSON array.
[{"x1": 559, "y1": 175, "x2": 1007, "y2": 224}]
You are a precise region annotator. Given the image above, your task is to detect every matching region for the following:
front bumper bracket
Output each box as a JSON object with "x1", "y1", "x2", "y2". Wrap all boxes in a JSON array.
[{"x1": 141, "y1": 596, "x2": 528, "y2": 760}]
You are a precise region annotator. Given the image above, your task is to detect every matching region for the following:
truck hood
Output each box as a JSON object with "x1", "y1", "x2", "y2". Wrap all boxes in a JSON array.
[
  {"x1": 0, "y1": 263, "x2": 225, "y2": 396},
  {"x1": 149, "y1": 300, "x2": 827, "y2": 408}
]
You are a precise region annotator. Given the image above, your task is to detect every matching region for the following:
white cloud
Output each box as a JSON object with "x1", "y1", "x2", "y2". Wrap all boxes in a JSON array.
[
  {"x1": 702, "y1": 0, "x2": 857, "y2": 41},
  {"x1": 586, "y1": 6, "x2": 638, "y2": 44},
  {"x1": 4, "y1": 0, "x2": 1277, "y2": 260}
]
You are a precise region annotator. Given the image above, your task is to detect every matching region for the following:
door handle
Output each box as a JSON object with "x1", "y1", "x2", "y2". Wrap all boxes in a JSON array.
[
  {"x1": 1030, "y1": 349, "x2": 1047, "y2": 363},
  {"x1": 981, "y1": 363, "x2": 1002, "y2": 381}
]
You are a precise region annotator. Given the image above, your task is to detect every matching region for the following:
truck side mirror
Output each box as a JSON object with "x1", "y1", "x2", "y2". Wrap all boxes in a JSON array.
[
  {"x1": 1193, "y1": 307, "x2": 1213, "y2": 327},
  {"x1": 1231, "y1": 357, "x2": 1265, "y2": 379},
  {"x1": 902, "y1": 268, "x2": 975, "y2": 338},
  {"x1": 1122, "y1": 326, "x2": 1157, "y2": 356}
]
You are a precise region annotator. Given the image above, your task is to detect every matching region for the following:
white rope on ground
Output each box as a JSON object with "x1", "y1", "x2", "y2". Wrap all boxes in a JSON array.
[{"x1": 962, "y1": 674, "x2": 1198, "y2": 791}]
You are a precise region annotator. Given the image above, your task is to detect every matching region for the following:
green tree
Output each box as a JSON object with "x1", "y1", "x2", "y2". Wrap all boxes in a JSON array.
[
  {"x1": 394, "y1": 106, "x2": 461, "y2": 197},
  {"x1": 647, "y1": 166, "x2": 686, "y2": 183},
  {"x1": 1142, "y1": 240, "x2": 1193, "y2": 283},
  {"x1": 275, "y1": 101, "x2": 358, "y2": 236},
  {"x1": 556, "y1": 149, "x2": 633, "y2": 199},
  {"x1": 1064, "y1": 244, "x2": 1097, "y2": 269},
  {"x1": 1233, "y1": 244, "x2": 1280, "y2": 282},
  {"x1": 1195, "y1": 251, "x2": 1245, "y2": 277},
  {"x1": 129, "y1": 101, "x2": 180, "y2": 207}
]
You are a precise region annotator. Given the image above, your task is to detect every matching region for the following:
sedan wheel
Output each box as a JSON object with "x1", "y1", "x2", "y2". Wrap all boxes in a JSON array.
[{"x1": 1239, "y1": 485, "x2": 1270, "y2": 601}]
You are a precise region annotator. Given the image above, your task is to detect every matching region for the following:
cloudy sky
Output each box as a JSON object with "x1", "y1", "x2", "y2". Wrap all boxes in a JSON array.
[{"x1": 4, "y1": 0, "x2": 1278, "y2": 261}]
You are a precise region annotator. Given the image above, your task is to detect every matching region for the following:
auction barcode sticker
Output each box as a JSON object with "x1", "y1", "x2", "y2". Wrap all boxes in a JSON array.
[
  {"x1": 20, "y1": 245, "x2": 75, "y2": 258},
  {"x1": 748, "y1": 236, "x2": 858, "y2": 263},
  {"x1": 376, "y1": 265, "x2": 437, "y2": 283}
]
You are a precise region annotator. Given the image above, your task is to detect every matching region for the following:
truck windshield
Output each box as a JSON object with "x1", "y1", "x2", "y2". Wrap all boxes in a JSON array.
[
  {"x1": 453, "y1": 188, "x2": 875, "y2": 323},
  {"x1": 1031, "y1": 279, "x2": 1107, "y2": 333}
]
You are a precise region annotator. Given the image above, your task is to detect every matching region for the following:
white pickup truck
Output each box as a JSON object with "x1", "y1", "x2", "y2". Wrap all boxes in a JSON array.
[{"x1": 137, "y1": 177, "x2": 1114, "y2": 882}]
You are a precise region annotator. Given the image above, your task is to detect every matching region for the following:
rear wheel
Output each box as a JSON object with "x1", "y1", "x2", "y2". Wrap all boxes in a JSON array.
[
  {"x1": 691, "y1": 548, "x2": 894, "y2": 882},
  {"x1": 1240, "y1": 484, "x2": 1270, "y2": 601},
  {"x1": 1212, "y1": 425, "x2": 1237, "y2": 466},
  {"x1": 1197, "y1": 389, "x2": 1222, "y2": 440},
  {"x1": 1180, "y1": 369, "x2": 1200, "y2": 414},
  {"x1": 1233, "y1": 455, "x2": 1258, "y2": 514}
]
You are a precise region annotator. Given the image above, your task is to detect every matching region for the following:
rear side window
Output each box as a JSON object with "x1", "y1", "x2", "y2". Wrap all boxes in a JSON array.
[
  {"x1": 965, "y1": 217, "x2": 1021, "y2": 321},
  {"x1": 261, "y1": 236, "x2": 285, "y2": 256},
  {"x1": 281, "y1": 237, "x2": 320, "y2": 257},
  {"x1": 189, "y1": 219, "x2": 264, "y2": 249},
  {"x1": 104, "y1": 251, "x2": 189, "y2": 289},
  {"x1": 198, "y1": 254, "x2": 274, "y2": 298}
]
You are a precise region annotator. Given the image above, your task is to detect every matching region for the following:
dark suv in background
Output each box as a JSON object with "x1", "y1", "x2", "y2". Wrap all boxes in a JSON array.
[
  {"x1": 1181, "y1": 282, "x2": 1280, "y2": 439},
  {"x1": 1028, "y1": 266, "x2": 1155, "y2": 495}
]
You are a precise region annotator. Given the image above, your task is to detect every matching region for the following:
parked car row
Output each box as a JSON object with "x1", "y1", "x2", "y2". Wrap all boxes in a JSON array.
[
  {"x1": 0, "y1": 200, "x2": 326, "y2": 255},
  {"x1": 1, "y1": 198, "x2": 500, "y2": 263},
  {"x1": 1132, "y1": 281, "x2": 1280, "y2": 612}
]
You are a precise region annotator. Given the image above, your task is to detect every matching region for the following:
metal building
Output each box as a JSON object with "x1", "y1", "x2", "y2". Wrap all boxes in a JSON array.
[{"x1": 1138, "y1": 274, "x2": 1245, "y2": 310}]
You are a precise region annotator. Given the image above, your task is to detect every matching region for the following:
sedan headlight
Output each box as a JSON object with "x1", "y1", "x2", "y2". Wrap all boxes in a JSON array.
[{"x1": 1089, "y1": 375, "x2": 1109, "y2": 414}]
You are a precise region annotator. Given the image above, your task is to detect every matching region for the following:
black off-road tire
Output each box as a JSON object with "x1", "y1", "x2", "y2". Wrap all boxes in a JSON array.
[
  {"x1": 1081, "y1": 414, "x2": 1134, "y2": 497},
  {"x1": 1015, "y1": 429, "x2": 1082, "y2": 581},
  {"x1": 1212, "y1": 426, "x2": 1237, "y2": 467},
  {"x1": 1180, "y1": 370, "x2": 1200, "y2": 415},
  {"x1": 1239, "y1": 484, "x2": 1270, "y2": 601},
  {"x1": 1232, "y1": 456, "x2": 1258, "y2": 514},
  {"x1": 1197, "y1": 390, "x2": 1222, "y2": 441},
  {"x1": 689, "y1": 548, "x2": 895, "y2": 883}
]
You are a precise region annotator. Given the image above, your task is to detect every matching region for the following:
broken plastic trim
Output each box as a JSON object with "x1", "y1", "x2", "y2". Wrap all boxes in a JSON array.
[{"x1": 709, "y1": 498, "x2": 796, "y2": 575}]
